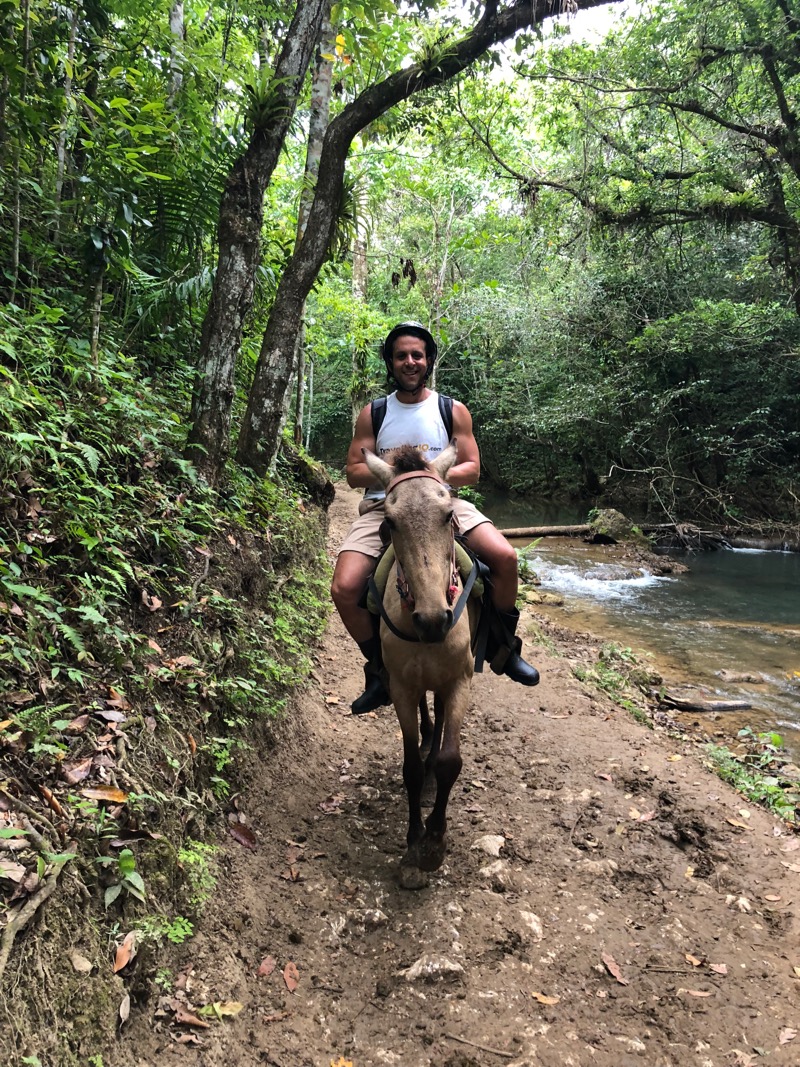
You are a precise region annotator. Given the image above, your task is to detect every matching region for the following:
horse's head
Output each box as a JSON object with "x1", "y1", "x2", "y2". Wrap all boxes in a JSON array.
[{"x1": 364, "y1": 441, "x2": 459, "y2": 643}]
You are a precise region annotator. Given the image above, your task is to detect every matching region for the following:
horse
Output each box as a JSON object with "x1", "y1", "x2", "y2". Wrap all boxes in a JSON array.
[{"x1": 362, "y1": 441, "x2": 477, "y2": 887}]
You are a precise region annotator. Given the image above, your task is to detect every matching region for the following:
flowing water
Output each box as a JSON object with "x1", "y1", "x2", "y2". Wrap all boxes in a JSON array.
[{"x1": 481, "y1": 492, "x2": 800, "y2": 749}]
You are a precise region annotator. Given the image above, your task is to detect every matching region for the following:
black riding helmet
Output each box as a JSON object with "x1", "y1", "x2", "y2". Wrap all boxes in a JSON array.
[{"x1": 380, "y1": 321, "x2": 438, "y2": 392}]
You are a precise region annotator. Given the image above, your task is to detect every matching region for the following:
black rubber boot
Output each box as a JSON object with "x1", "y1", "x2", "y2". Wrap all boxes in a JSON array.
[
  {"x1": 489, "y1": 607, "x2": 540, "y2": 686},
  {"x1": 351, "y1": 636, "x2": 390, "y2": 714}
]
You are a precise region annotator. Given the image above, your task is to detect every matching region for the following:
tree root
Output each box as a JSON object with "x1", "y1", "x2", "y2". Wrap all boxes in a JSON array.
[{"x1": 0, "y1": 856, "x2": 70, "y2": 983}]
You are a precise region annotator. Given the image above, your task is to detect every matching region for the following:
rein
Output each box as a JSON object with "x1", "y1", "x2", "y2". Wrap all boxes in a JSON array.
[{"x1": 368, "y1": 470, "x2": 479, "y2": 643}]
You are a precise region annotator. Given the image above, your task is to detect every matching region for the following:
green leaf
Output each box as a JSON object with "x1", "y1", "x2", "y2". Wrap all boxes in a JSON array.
[
  {"x1": 0, "y1": 827, "x2": 29, "y2": 839},
  {"x1": 117, "y1": 848, "x2": 136, "y2": 876},
  {"x1": 105, "y1": 883, "x2": 122, "y2": 908}
]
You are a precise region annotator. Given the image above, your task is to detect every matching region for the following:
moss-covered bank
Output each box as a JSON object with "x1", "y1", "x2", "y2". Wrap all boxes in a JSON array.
[{"x1": 0, "y1": 310, "x2": 332, "y2": 1066}]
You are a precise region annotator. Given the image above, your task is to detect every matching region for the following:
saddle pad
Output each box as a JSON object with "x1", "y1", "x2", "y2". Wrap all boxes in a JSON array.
[{"x1": 366, "y1": 543, "x2": 484, "y2": 615}]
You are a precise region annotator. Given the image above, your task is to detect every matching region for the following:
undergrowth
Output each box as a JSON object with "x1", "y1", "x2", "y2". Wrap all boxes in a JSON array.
[{"x1": 0, "y1": 303, "x2": 330, "y2": 1065}]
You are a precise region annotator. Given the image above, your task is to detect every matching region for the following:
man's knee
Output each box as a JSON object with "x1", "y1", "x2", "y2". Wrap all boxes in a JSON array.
[
  {"x1": 331, "y1": 555, "x2": 374, "y2": 610},
  {"x1": 472, "y1": 532, "x2": 518, "y2": 576}
]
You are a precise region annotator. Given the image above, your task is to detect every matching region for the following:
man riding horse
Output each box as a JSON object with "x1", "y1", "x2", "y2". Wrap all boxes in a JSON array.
[{"x1": 331, "y1": 321, "x2": 540, "y2": 714}]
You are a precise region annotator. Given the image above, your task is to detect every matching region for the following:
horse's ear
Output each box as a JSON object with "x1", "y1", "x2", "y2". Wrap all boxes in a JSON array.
[
  {"x1": 363, "y1": 447, "x2": 395, "y2": 488},
  {"x1": 430, "y1": 438, "x2": 458, "y2": 481}
]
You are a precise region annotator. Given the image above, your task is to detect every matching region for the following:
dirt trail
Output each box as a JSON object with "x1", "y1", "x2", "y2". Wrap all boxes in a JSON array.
[{"x1": 127, "y1": 484, "x2": 800, "y2": 1067}]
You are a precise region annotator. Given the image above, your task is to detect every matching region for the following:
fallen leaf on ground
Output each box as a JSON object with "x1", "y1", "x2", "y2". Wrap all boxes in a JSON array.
[
  {"x1": 0, "y1": 858, "x2": 26, "y2": 883},
  {"x1": 62, "y1": 757, "x2": 93, "y2": 784},
  {"x1": 172, "y1": 1002, "x2": 211, "y2": 1029},
  {"x1": 64, "y1": 714, "x2": 91, "y2": 734},
  {"x1": 325, "y1": 695, "x2": 340, "y2": 705},
  {"x1": 1, "y1": 691, "x2": 35, "y2": 706},
  {"x1": 198, "y1": 1001, "x2": 243, "y2": 1020},
  {"x1": 105, "y1": 687, "x2": 131, "y2": 709},
  {"x1": 229, "y1": 824, "x2": 257, "y2": 850},
  {"x1": 666, "y1": 754, "x2": 682, "y2": 762},
  {"x1": 726, "y1": 818, "x2": 754, "y2": 831},
  {"x1": 114, "y1": 931, "x2": 138, "y2": 973},
  {"x1": 763, "y1": 894, "x2": 781, "y2": 902},
  {"x1": 319, "y1": 794, "x2": 344, "y2": 814},
  {"x1": 685, "y1": 953, "x2": 702, "y2": 967},
  {"x1": 119, "y1": 993, "x2": 131, "y2": 1024},
  {"x1": 530, "y1": 991, "x2": 560, "y2": 1005},
  {"x1": 780, "y1": 839, "x2": 800, "y2": 853},
  {"x1": 331, "y1": 1058, "x2": 354, "y2": 1067},
  {"x1": 80, "y1": 786, "x2": 128, "y2": 803},
  {"x1": 680, "y1": 988, "x2": 714, "y2": 997},
  {"x1": 708, "y1": 962, "x2": 728, "y2": 975},
  {"x1": 280, "y1": 866, "x2": 302, "y2": 882},
  {"x1": 70, "y1": 950, "x2": 92, "y2": 974},
  {"x1": 596, "y1": 773, "x2": 612, "y2": 781},
  {"x1": 284, "y1": 961, "x2": 300, "y2": 993},
  {"x1": 779, "y1": 1028, "x2": 798, "y2": 1044},
  {"x1": 601, "y1": 953, "x2": 629, "y2": 985},
  {"x1": 257, "y1": 955, "x2": 277, "y2": 977},
  {"x1": 781, "y1": 862, "x2": 800, "y2": 873}
]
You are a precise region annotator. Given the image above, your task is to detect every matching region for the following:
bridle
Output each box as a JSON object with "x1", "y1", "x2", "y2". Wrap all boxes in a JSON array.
[{"x1": 367, "y1": 470, "x2": 479, "y2": 643}]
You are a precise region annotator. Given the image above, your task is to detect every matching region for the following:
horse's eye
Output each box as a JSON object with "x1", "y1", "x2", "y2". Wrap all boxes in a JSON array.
[
  {"x1": 385, "y1": 516, "x2": 396, "y2": 530},
  {"x1": 444, "y1": 510, "x2": 454, "y2": 525}
]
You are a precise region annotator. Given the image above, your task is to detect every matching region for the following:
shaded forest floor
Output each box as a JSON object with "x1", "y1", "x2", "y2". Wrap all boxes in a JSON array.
[{"x1": 123, "y1": 484, "x2": 800, "y2": 1067}]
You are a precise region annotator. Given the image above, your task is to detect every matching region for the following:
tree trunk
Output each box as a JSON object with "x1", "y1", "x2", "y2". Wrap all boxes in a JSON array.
[
  {"x1": 186, "y1": 0, "x2": 328, "y2": 483},
  {"x1": 293, "y1": 14, "x2": 334, "y2": 448},
  {"x1": 167, "y1": 1, "x2": 185, "y2": 109},
  {"x1": 9, "y1": 0, "x2": 31, "y2": 301},
  {"x1": 350, "y1": 235, "x2": 369, "y2": 429},
  {"x1": 52, "y1": 4, "x2": 78, "y2": 243},
  {"x1": 238, "y1": 0, "x2": 614, "y2": 475}
]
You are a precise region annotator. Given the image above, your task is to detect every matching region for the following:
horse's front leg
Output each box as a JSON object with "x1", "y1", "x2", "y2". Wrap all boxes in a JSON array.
[
  {"x1": 394, "y1": 696, "x2": 425, "y2": 851},
  {"x1": 415, "y1": 679, "x2": 469, "y2": 873}
]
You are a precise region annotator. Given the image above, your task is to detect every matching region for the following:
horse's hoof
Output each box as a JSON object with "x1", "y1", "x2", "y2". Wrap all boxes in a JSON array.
[
  {"x1": 399, "y1": 863, "x2": 429, "y2": 890},
  {"x1": 416, "y1": 834, "x2": 447, "y2": 872}
]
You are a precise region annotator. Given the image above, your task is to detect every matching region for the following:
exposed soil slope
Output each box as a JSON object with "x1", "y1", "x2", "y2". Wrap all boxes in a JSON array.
[{"x1": 125, "y1": 484, "x2": 800, "y2": 1067}]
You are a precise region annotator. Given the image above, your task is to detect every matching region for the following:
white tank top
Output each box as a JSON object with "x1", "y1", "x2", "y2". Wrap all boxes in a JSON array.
[{"x1": 365, "y1": 391, "x2": 449, "y2": 500}]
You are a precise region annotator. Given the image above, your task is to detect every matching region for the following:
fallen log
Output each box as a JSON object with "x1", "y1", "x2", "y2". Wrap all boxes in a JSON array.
[
  {"x1": 499, "y1": 521, "x2": 731, "y2": 550},
  {"x1": 501, "y1": 524, "x2": 592, "y2": 539},
  {"x1": 659, "y1": 692, "x2": 752, "y2": 713}
]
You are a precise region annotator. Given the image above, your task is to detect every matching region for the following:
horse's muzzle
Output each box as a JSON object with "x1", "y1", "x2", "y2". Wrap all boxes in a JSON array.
[{"x1": 411, "y1": 608, "x2": 454, "y2": 643}]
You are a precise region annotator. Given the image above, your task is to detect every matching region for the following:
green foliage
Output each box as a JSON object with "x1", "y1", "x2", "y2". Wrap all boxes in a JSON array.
[
  {"x1": 97, "y1": 848, "x2": 146, "y2": 908},
  {"x1": 177, "y1": 839, "x2": 219, "y2": 912},
  {"x1": 572, "y1": 642, "x2": 657, "y2": 723},
  {"x1": 704, "y1": 729, "x2": 797, "y2": 821}
]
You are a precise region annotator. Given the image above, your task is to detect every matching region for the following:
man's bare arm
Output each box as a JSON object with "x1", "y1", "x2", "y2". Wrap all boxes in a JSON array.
[
  {"x1": 445, "y1": 401, "x2": 480, "y2": 487},
  {"x1": 345, "y1": 404, "x2": 380, "y2": 489}
]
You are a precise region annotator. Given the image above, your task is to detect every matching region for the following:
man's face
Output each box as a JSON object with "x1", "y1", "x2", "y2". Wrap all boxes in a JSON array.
[{"x1": 391, "y1": 333, "x2": 429, "y2": 390}]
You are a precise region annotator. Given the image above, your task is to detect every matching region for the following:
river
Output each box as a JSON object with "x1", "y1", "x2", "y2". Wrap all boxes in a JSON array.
[{"x1": 482, "y1": 493, "x2": 800, "y2": 750}]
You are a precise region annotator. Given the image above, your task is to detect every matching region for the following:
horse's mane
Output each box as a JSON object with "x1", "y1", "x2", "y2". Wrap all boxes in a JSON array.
[{"x1": 391, "y1": 445, "x2": 430, "y2": 474}]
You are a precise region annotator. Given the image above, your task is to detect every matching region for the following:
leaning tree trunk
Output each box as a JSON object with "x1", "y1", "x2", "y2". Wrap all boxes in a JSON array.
[
  {"x1": 292, "y1": 13, "x2": 334, "y2": 447},
  {"x1": 236, "y1": 0, "x2": 615, "y2": 476},
  {"x1": 186, "y1": 0, "x2": 328, "y2": 484}
]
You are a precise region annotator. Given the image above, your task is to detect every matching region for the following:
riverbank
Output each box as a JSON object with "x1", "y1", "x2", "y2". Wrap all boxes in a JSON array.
[{"x1": 115, "y1": 482, "x2": 800, "y2": 1067}]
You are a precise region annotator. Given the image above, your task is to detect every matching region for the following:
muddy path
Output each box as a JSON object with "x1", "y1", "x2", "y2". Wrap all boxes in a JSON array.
[{"x1": 126, "y1": 485, "x2": 800, "y2": 1067}]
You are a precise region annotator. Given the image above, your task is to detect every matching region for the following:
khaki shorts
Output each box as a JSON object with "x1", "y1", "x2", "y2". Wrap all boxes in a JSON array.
[{"x1": 338, "y1": 495, "x2": 492, "y2": 559}]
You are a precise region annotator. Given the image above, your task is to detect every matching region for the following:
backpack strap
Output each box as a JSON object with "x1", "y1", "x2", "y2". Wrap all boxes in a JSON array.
[
  {"x1": 371, "y1": 396, "x2": 388, "y2": 438},
  {"x1": 438, "y1": 393, "x2": 454, "y2": 439}
]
